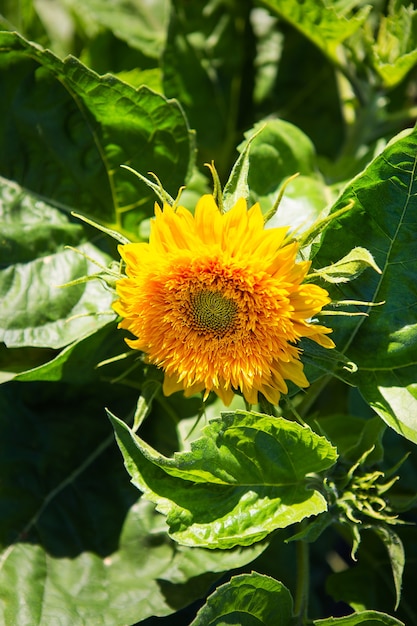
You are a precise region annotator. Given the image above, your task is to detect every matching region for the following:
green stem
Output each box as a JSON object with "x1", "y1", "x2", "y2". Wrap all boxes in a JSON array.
[{"x1": 294, "y1": 534, "x2": 310, "y2": 625}]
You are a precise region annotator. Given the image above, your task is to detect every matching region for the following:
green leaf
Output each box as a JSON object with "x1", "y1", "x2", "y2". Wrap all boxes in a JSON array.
[
  {"x1": 0, "y1": 178, "x2": 115, "y2": 349},
  {"x1": 114, "y1": 67, "x2": 163, "y2": 93},
  {"x1": 222, "y1": 126, "x2": 260, "y2": 212},
  {"x1": 0, "y1": 382, "x2": 262, "y2": 626},
  {"x1": 223, "y1": 119, "x2": 329, "y2": 232},
  {"x1": 314, "y1": 610, "x2": 405, "y2": 625},
  {"x1": 70, "y1": 0, "x2": 170, "y2": 59},
  {"x1": 0, "y1": 30, "x2": 193, "y2": 236},
  {"x1": 325, "y1": 527, "x2": 412, "y2": 622},
  {"x1": 190, "y1": 572, "x2": 293, "y2": 626},
  {"x1": 355, "y1": 367, "x2": 417, "y2": 445},
  {"x1": 370, "y1": 0, "x2": 417, "y2": 88},
  {"x1": 0, "y1": 499, "x2": 264, "y2": 626},
  {"x1": 310, "y1": 247, "x2": 381, "y2": 284},
  {"x1": 109, "y1": 409, "x2": 338, "y2": 549},
  {"x1": 370, "y1": 525, "x2": 405, "y2": 611},
  {"x1": 259, "y1": 0, "x2": 371, "y2": 64},
  {"x1": 0, "y1": 344, "x2": 56, "y2": 384},
  {"x1": 10, "y1": 323, "x2": 120, "y2": 383},
  {"x1": 285, "y1": 511, "x2": 334, "y2": 544},
  {"x1": 313, "y1": 128, "x2": 417, "y2": 443}
]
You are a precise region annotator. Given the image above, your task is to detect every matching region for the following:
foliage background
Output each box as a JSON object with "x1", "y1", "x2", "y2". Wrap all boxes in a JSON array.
[{"x1": 1, "y1": 1, "x2": 417, "y2": 625}]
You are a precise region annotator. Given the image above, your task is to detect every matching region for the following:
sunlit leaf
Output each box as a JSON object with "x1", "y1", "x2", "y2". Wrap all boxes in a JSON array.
[
  {"x1": 310, "y1": 247, "x2": 381, "y2": 284},
  {"x1": 109, "y1": 409, "x2": 338, "y2": 549},
  {"x1": 0, "y1": 178, "x2": 115, "y2": 349},
  {"x1": 66, "y1": 0, "x2": 170, "y2": 59},
  {"x1": 11, "y1": 323, "x2": 121, "y2": 383},
  {"x1": 259, "y1": 0, "x2": 370, "y2": 63},
  {"x1": 0, "y1": 30, "x2": 193, "y2": 237}
]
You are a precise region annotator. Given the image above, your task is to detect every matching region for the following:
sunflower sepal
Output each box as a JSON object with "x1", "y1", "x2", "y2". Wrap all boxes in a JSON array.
[
  {"x1": 204, "y1": 161, "x2": 224, "y2": 212},
  {"x1": 222, "y1": 122, "x2": 266, "y2": 212},
  {"x1": 121, "y1": 164, "x2": 177, "y2": 207},
  {"x1": 58, "y1": 246, "x2": 122, "y2": 291},
  {"x1": 262, "y1": 172, "x2": 300, "y2": 225},
  {"x1": 306, "y1": 246, "x2": 382, "y2": 284},
  {"x1": 296, "y1": 200, "x2": 355, "y2": 249},
  {"x1": 71, "y1": 211, "x2": 131, "y2": 244}
]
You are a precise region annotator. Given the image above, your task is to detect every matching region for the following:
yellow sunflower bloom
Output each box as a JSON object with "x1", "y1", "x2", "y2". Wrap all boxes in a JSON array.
[{"x1": 113, "y1": 195, "x2": 335, "y2": 406}]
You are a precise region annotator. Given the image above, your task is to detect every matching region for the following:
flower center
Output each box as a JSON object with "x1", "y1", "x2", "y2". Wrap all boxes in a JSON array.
[{"x1": 190, "y1": 290, "x2": 238, "y2": 334}]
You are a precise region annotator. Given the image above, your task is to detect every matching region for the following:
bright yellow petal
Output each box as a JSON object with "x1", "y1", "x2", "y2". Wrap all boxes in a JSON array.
[
  {"x1": 114, "y1": 194, "x2": 335, "y2": 407},
  {"x1": 194, "y1": 194, "x2": 223, "y2": 246}
]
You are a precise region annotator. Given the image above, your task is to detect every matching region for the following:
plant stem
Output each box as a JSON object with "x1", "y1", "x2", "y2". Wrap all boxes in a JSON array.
[{"x1": 294, "y1": 533, "x2": 310, "y2": 625}]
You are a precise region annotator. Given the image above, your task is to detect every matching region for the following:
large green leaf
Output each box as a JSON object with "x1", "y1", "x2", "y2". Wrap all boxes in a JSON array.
[
  {"x1": 313, "y1": 128, "x2": 417, "y2": 443},
  {"x1": 109, "y1": 409, "x2": 338, "y2": 549},
  {"x1": 0, "y1": 502, "x2": 265, "y2": 626},
  {"x1": 0, "y1": 382, "x2": 262, "y2": 626},
  {"x1": 0, "y1": 30, "x2": 193, "y2": 237},
  {"x1": 0, "y1": 177, "x2": 115, "y2": 350},
  {"x1": 8, "y1": 323, "x2": 122, "y2": 384},
  {"x1": 0, "y1": 501, "x2": 263, "y2": 626},
  {"x1": 259, "y1": 0, "x2": 370, "y2": 64},
  {"x1": 190, "y1": 572, "x2": 293, "y2": 626}
]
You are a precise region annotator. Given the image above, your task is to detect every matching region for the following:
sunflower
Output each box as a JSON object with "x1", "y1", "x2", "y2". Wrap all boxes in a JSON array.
[{"x1": 113, "y1": 195, "x2": 334, "y2": 406}]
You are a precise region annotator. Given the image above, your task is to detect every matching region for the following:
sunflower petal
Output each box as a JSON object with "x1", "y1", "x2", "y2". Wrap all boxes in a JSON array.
[{"x1": 113, "y1": 194, "x2": 334, "y2": 406}]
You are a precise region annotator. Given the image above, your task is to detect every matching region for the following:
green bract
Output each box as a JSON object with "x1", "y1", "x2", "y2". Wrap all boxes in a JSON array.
[{"x1": 109, "y1": 410, "x2": 338, "y2": 548}]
